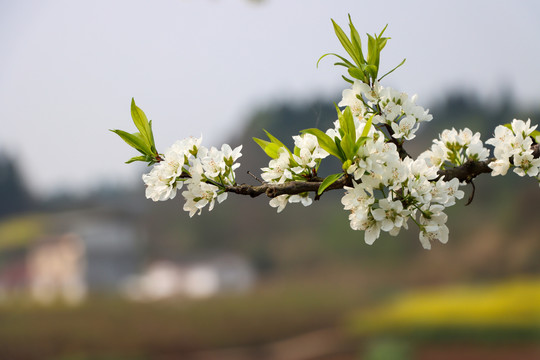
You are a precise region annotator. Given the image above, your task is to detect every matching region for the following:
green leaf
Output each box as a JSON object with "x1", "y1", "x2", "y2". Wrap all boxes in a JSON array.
[
  {"x1": 317, "y1": 52, "x2": 355, "y2": 69},
  {"x1": 377, "y1": 25, "x2": 389, "y2": 47},
  {"x1": 378, "y1": 37, "x2": 388, "y2": 52},
  {"x1": 361, "y1": 114, "x2": 375, "y2": 138},
  {"x1": 331, "y1": 19, "x2": 362, "y2": 67},
  {"x1": 336, "y1": 106, "x2": 357, "y2": 161},
  {"x1": 148, "y1": 119, "x2": 157, "y2": 153},
  {"x1": 353, "y1": 136, "x2": 370, "y2": 155},
  {"x1": 365, "y1": 64, "x2": 378, "y2": 80},
  {"x1": 253, "y1": 137, "x2": 283, "y2": 159},
  {"x1": 266, "y1": 143, "x2": 284, "y2": 159},
  {"x1": 130, "y1": 98, "x2": 153, "y2": 147},
  {"x1": 334, "y1": 62, "x2": 352, "y2": 68},
  {"x1": 366, "y1": 34, "x2": 377, "y2": 65},
  {"x1": 342, "y1": 75, "x2": 354, "y2": 84},
  {"x1": 318, "y1": 173, "x2": 344, "y2": 195},
  {"x1": 348, "y1": 67, "x2": 367, "y2": 82},
  {"x1": 253, "y1": 129, "x2": 292, "y2": 159},
  {"x1": 378, "y1": 24, "x2": 389, "y2": 38},
  {"x1": 301, "y1": 128, "x2": 342, "y2": 160},
  {"x1": 342, "y1": 159, "x2": 352, "y2": 171},
  {"x1": 333, "y1": 137, "x2": 348, "y2": 162},
  {"x1": 264, "y1": 130, "x2": 288, "y2": 151},
  {"x1": 110, "y1": 129, "x2": 152, "y2": 156},
  {"x1": 341, "y1": 107, "x2": 356, "y2": 141},
  {"x1": 348, "y1": 14, "x2": 365, "y2": 64},
  {"x1": 378, "y1": 58, "x2": 406, "y2": 82},
  {"x1": 334, "y1": 103, "x2": 343, "y2": 116},
  {"x1": 531, "y1": 130, "x2": 540, "y2": 143},
  {"x1": 340, "y1": 133, "x2": 354, "y2": 161},
  {"x1": 125, "y1": 155, "x2": 147, "y2": 164}
]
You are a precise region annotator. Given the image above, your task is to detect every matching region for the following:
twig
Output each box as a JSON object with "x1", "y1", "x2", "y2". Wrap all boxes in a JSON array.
[
  {"x1": 465, "y1": 180, "x2": 476, "y2": 206},
  {"x1": 247, "y1": 171, "x2": 264, "y2": 184}
]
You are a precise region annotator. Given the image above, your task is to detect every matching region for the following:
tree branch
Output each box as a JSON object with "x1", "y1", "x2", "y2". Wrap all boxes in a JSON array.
[
  {"x1": 221, "y1": 144, "x2": 540, "y2": 200},
  {"x1": 438, "y1": 143, "x2": 540, "y2": 182},
  {"x1": 437, "y1": 159, "x2": 494, "y2": 182},
  {"x1": 226, "y1": 158, "x2": 493, "y2": 200},
  {"x1": 225, "y1": 175, "x2": 353, "y2": 199}
]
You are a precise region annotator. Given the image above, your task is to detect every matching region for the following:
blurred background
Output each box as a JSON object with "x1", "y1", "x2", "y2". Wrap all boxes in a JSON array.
[{"x1": 1, "y1": 0, "x2": 540, "y2": 359}]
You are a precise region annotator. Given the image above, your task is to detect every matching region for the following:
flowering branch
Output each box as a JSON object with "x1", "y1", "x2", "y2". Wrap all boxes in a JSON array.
[
  {"x1": 111, "y1": 15, "x2": 540, "y2": 250},
  {"x1": 227, "y1": 140, "x2": 540, "y2": 199}
]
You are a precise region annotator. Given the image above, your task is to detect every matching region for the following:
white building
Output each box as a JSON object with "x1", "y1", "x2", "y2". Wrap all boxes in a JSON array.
[{"x1": 124, "y1": 254, "x2": 256, "y2": 301}]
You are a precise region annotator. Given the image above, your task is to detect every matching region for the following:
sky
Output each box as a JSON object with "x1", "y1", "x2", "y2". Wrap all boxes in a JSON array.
[{"x1": 1, "y1": 0, "x2": 540, "y2": 197}]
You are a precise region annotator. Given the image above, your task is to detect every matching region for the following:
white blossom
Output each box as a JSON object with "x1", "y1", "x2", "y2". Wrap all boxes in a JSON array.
[
  {"x1": 222, "y1": 144, "x2": 243, "y2": 170},
  {"x1": 200, "y1": 146, "x2": 226, "y2": 178},
  {"x1": 142, "y1": 165, "x2": 178, "y2": 202},
  {"x1": 292, "y1": 133, "x2": 328, "y2": 171},
  {"x1": 489, "y1": 158, "x2": 511, "y2": 176},
  {"x1": 419, "y1": 142, "x2": 448, "y2": 169},
  {"x1": 269, "y1": 193, "x2": 313, "y2": 213},
  {"x1": 466, "y1": 141, "x2": 489, "y2": 161},
  {"x1": 349, "y1": 210, "x2": 382, "y2": 245},
  {"x1": 182, "y1": 179, "x2": 227, "y2": 217},
  {"x1": 513, "y1": 152, "x2": 540, "y2": 177},
  {"x1": 289, "y1": 193, "x2": 313, "y2": 207},
  {"x1": 338, "y1": 80, "x2": 368, "y2": 117},
  {"x1": 269, "y1": 195, "x2": 289, "y2": 213},
  {"x1": 440, "y1": 128, "x2": 459, "y2": 146},
  {"x1": 440, "y1": 178, "x2": 465, "y2": 206},
  {"x1": 418, "y1": 205, "x2": 449, "y2": 250},
  {"x1": 261, "y1": 149, "x2": 293, "y2": 183},
  {"x1": 174, "y1": 136, "x2": 203, "y2": 157},
  {"x1": 487, "y1": 119, "x2": 539, "y2": 178},
  {"x1": 341, "y1": 182, "x2": 374, "y2": 212},
  {"x1": 371, "y1": 198, "x2": 409, "y2": 235},
  {"x1": 511, "y1": 118, "x2": 537, "y2": 139},
  {"x1": 391, "y1": 115, "x2": 417, "y2": 140}
]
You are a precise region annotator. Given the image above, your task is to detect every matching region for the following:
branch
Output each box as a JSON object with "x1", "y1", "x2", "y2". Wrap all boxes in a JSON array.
[
  {"x1": 437, "y1": 159, "x2": 494, "y2": 182},
  {"x1": 225, "y1": 175, "x2": 353, "y2": 199},
  {"x1": 226, "y1": 158, "x2": 492, "y2": 200},
  {"x1": 438, "y1": 143, "x2": 540, "y2": 182},
  {"x1": 533, "y1": 143, "x2": 540, "y2": 158},
  {"x1": 196, "y1": 143, "x2": 540, "y2": 202}
]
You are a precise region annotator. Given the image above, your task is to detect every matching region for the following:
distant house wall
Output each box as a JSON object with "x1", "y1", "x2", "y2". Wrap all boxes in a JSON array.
[{"x1": 27, "y1": 233, "x2": 87, "y2": 305}]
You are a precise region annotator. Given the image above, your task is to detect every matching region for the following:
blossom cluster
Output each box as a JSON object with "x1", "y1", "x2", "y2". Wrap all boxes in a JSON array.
[
  {"x1": 486, "y1": 119, "x2": 540, "y2": 180},
  {"x1": 260, "y1": 82, "x2": 468, "y2": 249},
  {"x1": 335, "y1": 125, "x2": 465, "y2": 250},
  {"x1": 419, "y1": 128, "x2": 490, "y2": 169},
  {"x1": 339, "y1": 80, "x2": 433, "y2": 141},
  {"x1": 261, "y1": 133, "x2": 329, "y2": 212},
  {"x1": 142, "y1": 136, "x2": 242, "y2": 216}
]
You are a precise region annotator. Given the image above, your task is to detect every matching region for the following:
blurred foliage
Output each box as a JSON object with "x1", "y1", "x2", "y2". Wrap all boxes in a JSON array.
[
  {"x1": 363, "y1": 339, "x2": 412, "y2": 360},
  {"x1": 349, "y1": 277, "x2": 540, "y2": 342},
  {"x1": 0, "y1": 279, "x2": 363, "y2": 359},
  {"x1": 0, "y1": 215, "x2": 45, "y2": 252},
  {"x1": 0, "y1": 153, "x2": 34, "y2": 219}
]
